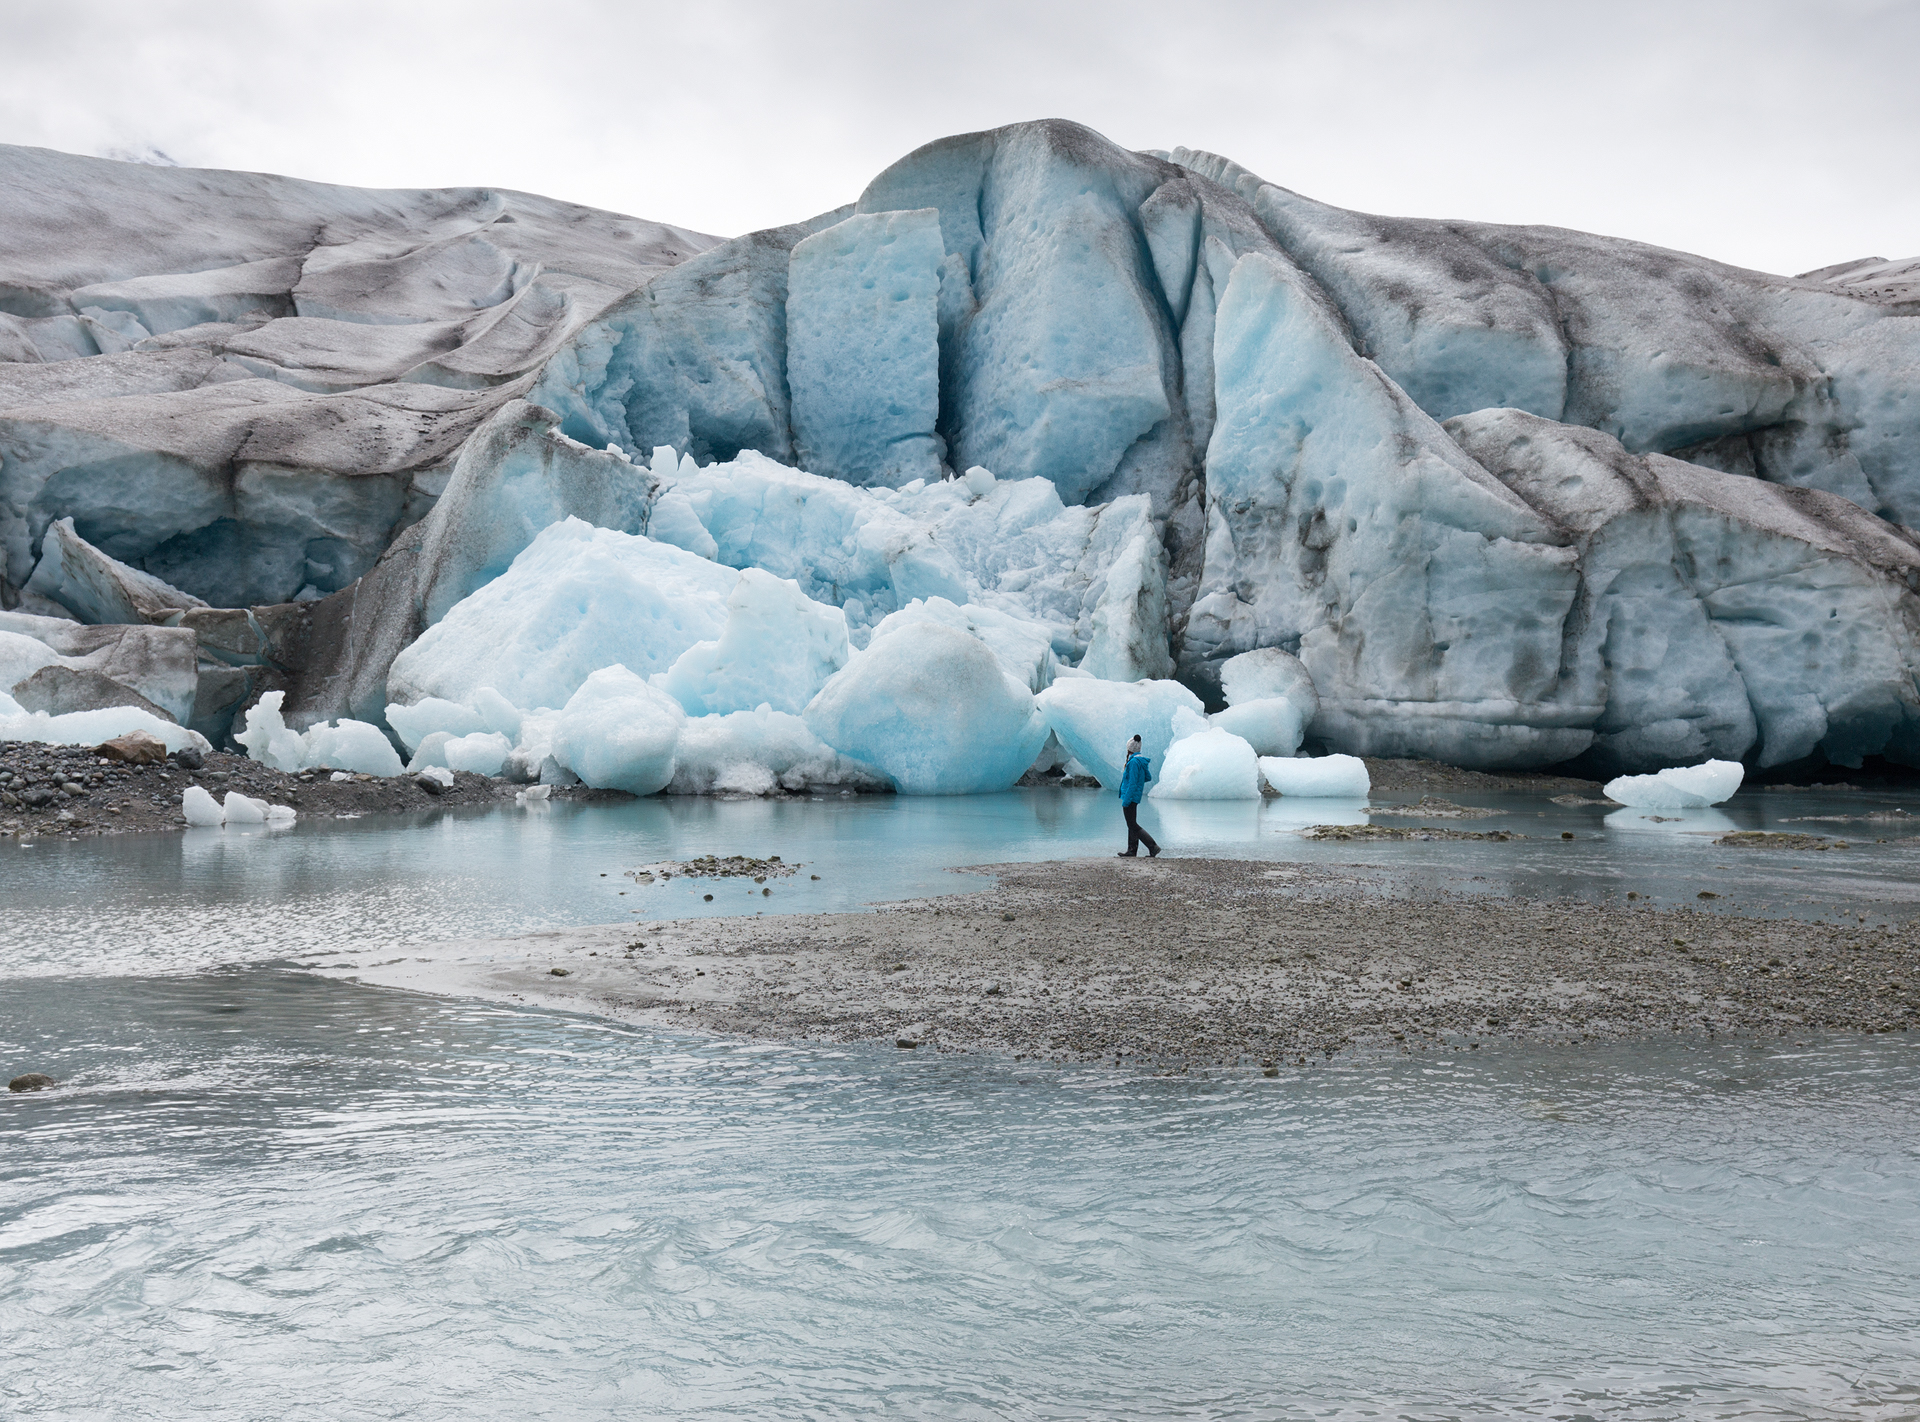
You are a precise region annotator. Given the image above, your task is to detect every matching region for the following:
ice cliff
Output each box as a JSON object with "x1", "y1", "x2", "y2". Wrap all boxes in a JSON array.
[{"x1": 4, "y1": 121, "x2": 1918, "y2": 785}]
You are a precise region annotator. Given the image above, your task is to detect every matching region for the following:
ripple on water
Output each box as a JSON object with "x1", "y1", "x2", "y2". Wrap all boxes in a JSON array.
[{"x1": 3, "y1": 969, "x2": 1917, "y2": 1419}]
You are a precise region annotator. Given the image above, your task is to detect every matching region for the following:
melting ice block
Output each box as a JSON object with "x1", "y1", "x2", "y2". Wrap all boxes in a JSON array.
[
  {"x1": 442, "y1": 731, "x2": 512, "y2": 777},
  {"x1": 804, "y1": 623, "x2": 1047, "y2": 794},
  {"x1": 387, "y1": 518, "x2": 736, "y2": 712},
  {"x1": 1259, "y1": 754, "x2": 1371, "y2": 797},
  {"x1": 1210, "y1": 697, "x2": 1309, "y2": 757},
  {"x1": 1220, "y1": 648, "x2": 1319, "y2": 716},
  {"x1": 867, "y1": 597, "x2": 1057, "y2": 693},
  {"x1": 236, "y1": 691, "x2": 401, "y2": 776},
  {"x1": 1034, "y1": 677, "x2": 1207, "y2": 788},
  {"x1": 182, "y1": 784, "x2": 224, "y2": 826},
  {"x1": 0, "y1": 701, "x2": 210, "y2": 755},
  {"x1": 668, "y1": 707, "x2": 885, "y2": 796},
  {"x1": 1152, "y1": 726, "x2": 1261, "y2": 800},
  {"x1": 657, "y1": 568, "x2": 850, "y2": 716},
  {"x1": 552, "y1": 665, "x2": 684, "y2": 795},
  {"x1": 1603, "y1": 759, "x2": 1744, "y2": 809}
]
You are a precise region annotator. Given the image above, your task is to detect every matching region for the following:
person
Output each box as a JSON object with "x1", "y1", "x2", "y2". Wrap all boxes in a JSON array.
[{"x1": 1115, "y1": 734, "x2": 1160, "y2": 858}]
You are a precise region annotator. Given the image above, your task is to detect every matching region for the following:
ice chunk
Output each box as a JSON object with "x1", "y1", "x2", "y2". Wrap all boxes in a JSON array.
[
  {"x1": 384, "y1": 697, "x2": 485, "y2": 754},
  {"x1": 804, "y1": 623, "x2": 1048, "y2": 794},
  {"x1": 417, "y1": 765, "x2": 456, "y2": 789},
  {"x1": 236, "y1": 689, "x2": 401, "y2": 775},
  {"x1": 0, "y1": 630, "x2": 63, "y2": 691},
  {"x1": 551, "y1": 665, "x2": 684, "y2": 795},
  {"x1": 866, "y1": 597, "x2": 1057, "y2": 693},
  {"x1": 442, "y1": 731, "x2": 511, "y2": 777},
  {"x1": 407, "y1": 732, "x2": 454, "y2": 771},
  {"x1": 0, "y1": 612, "x2": 199, "y2": 727},
  {"x1": 657, "y1": 568, "x2": 850, "y2": 716},
  {"x1": 1210, "y1": 696, "x2": 1309, "y2": 758},
  {"x1": 411, "y1": 401, "x2": 659, "y2": 627},
  {"x1": 223, "y1": 792, "x2": 267, "y2": 824},
  {"x1": 1151, "y1": 726, "x2": 1261, "y2": 800},
  {"x1": 299, "y1": 718, "x2": 404, "y2": 777},
  {"x1": 0, "y1": 701, "x2": 210, "y2": 755},
  {"x1": 233, "y1": 691, "x2": 306, "y2": 771},
  {"x1": 1259, "y1": 754, "x2": 1371, "y2": 797},
  {"x1": 1034, "y1": 677, "x2": 1207, "y2": 788},
  {"x1": 387, "y1": 518, "x2": 737, "y2": 713},
  {"x1": 1220, "y1": 648, "x2": 1317, "y2": 717},
  {"x1": 1603, "y1": 759, "x2": 1744, "y2": 809},
  {"x1": 23, "y1": 517, "x2": 208, "y2": 625},
  {"x1": 646, "y1": 488, "x2": 719, "y2": 560},
  {"x1": 668, "y1": 706, "x2": 886, "y2": 796},
  {"x1": 786, "y1": 209, "x2": 945, "y2": 488},
  {"x1": 182, "y1": 785, "x2": 224, "y2": 826}
]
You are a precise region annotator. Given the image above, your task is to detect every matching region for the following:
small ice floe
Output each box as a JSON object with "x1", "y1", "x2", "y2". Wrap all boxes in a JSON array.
[
  {"x1": 1604, "y1": 759, "x2": 1744, "y2": 809},
  {"x1": 181, "y1": 786, "x2": 296, "y2": 828},
  {"x1": 1259, "y1": 753, "x2": 1371, "y2": 797},
  {"x1": 515, "y1": 783, "x2": 551, "y2": 807}
]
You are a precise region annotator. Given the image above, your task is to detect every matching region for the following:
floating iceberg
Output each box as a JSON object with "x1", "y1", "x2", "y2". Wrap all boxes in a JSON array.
[
  {"x1": 1259, "y1": 754, "x2": 1371, "y2": 797},
  {"x1": 1603, "y1": 759, "x2": 1745, "y2": 809},
  {"x1": 1209, "y1": 697, "x2": 1308, "y2": 758}
]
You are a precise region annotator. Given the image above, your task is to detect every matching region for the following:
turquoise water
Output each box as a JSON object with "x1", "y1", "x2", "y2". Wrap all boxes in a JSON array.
[
  {"x1": 2, "y1": 787, "x2": 1917, "y2": 980},
  {"x1": 4, "y1": 788, "x2": 1918, "y2": 1418}
]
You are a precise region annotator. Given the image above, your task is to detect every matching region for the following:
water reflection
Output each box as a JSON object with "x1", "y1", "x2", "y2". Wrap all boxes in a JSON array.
[{"x1": 3, "y1": 786, "x2": 1918, "y2": 981}]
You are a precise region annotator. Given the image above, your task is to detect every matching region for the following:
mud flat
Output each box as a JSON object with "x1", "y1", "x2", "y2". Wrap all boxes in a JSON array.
[{"x1": 358, "y1": 857, "x2": 1920, "y2": 1066}]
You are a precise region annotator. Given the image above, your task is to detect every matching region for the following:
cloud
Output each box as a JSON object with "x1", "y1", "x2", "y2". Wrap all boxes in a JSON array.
[{"x1": 0, "y1": 0, "x2": 1913, "y2": 274}]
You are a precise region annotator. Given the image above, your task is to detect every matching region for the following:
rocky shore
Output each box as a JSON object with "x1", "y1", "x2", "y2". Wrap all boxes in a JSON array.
[
  {"x1": 362, "y1": 857, "x2": 1919, "y2": 1067},
  {"x1": 0, "y1": 739, "x2": 617, "y2": 838}
]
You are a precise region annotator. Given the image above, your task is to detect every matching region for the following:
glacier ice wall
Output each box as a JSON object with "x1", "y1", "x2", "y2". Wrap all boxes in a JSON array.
[{"x1": 7, "y1": 121, "x2": 1920, "y2": 778}]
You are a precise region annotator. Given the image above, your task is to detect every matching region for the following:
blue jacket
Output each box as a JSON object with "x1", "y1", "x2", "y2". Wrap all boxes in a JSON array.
[{"x1": 1118, "y1": 753, "x2": 1152, "y2": 806}]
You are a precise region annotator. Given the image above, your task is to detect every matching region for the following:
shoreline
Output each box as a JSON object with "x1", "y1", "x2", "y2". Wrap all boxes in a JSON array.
[{"x1": 351, "y1": 857, "x2": 1919, "y2": 1065}]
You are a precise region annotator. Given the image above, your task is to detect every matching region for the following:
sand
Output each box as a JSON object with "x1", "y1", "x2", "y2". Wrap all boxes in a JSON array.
[{"x1": 357, "y1": 857, "x2": 1920, "y2": 1065}]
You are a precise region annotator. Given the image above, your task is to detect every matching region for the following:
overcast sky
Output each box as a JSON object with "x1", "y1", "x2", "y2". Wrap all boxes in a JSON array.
[{"x1": 2, "y1": 0, "x2": 1914, "y2": 276}]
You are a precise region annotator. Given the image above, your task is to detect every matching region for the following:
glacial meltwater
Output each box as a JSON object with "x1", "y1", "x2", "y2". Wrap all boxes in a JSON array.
[{"x1": 5, "y1": 786, "x2": 1918, "y2": 1418}]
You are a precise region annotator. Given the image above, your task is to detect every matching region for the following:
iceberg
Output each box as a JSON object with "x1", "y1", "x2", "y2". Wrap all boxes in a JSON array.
[
  {"x1": 668, "y1": 707, "x2": 886, "y2": 796},
  {"x1": 1603, "y1": 759, "x2": 1744, "y2": 809},
  {"x1": 1209, "y1": 697, "x2": 1308, "y2": 758},
  {"x1": 0, "y1": 700, "x2": 210, "y2": 756},
  {"x1": 1034, "y1": 677, "x2": 1207, "y2": 788},
  {"x1": 442, "y1": 731, "x2": 512, "y2": 777},
  {"x1": 804, "y1": 623, "x2": 1047, "y2": 794},
  {"x1": 387, "y1": 517, "x2": 737, "y2": 712},
  {"x1": 657, "y1": 568, "x2": 850, "y2": 716},
  {"x1": 1152, "y1": 725, "x2": 1261, "y2": 800},
  {"x1": 235, "y1": 690, "x2": 402, "y2": 776},
  {"x1": 551, "y1": 665, "x2": 684, "y2": 795},
  {"x1": 1259, "y1": 754, "x2": 1371, "y2": 797},
  {"x1": 182, "y1": 784, "x2": 225, "y2": 827}
]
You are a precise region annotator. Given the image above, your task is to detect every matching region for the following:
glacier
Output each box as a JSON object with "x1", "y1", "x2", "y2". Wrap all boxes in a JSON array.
[{"x1": 5, "y1": 120, "x2": 1920, "y2": 788}]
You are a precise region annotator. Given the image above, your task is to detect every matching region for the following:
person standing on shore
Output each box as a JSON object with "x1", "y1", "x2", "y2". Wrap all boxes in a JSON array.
[{"x1": 1116, "y1": 735, "x2": 1160, "y2": 858}]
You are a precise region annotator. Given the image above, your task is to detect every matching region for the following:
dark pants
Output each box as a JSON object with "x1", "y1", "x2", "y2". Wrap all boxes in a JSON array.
[{"x1": 1121, "y1": 801, "x2": 1159, "y2": 856}]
